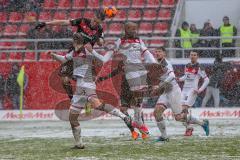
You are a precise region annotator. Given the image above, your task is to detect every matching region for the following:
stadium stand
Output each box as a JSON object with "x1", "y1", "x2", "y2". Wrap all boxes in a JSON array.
[{"x1": 0, "y1": 0, "x2": 178, "y2": 61}]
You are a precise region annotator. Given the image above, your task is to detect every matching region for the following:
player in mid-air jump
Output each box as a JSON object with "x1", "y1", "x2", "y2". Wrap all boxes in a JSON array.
[
  {"x1": 49, "y1": 33, "x2": 132, "y2": 149},
  {"x1": 86, "y1": 22, "x2": 158, "y2": 140},
  {"x1": 177, "y1": 50, "x2": 210, "y2": 136},
  {"x1": 35, "y1": 9, "x2": 105, "y2": 100}
]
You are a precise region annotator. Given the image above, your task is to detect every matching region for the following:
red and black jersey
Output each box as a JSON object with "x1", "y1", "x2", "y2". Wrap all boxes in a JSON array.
[{"x1": 70, "y1": 18, "x2": 103, "y2": 46}]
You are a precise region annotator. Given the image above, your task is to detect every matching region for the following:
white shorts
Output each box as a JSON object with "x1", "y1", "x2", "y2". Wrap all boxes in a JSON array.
[
  {"x1": 70, "y1": 78, "x2": 97, "y2": 112},
  {"x1": 126, "y1": 71, "x2": 148, "y2": 91},
  {"x1": 181, "y1": 88, "x2": 197, "y2": 107},
  {"x1": 156, "y1": 84, "x2": 182, "y2": 114}
]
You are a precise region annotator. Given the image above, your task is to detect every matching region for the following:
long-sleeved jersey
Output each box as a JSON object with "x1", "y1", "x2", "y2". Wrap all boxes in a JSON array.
[
  {"x1": 158, "y1": 58, "x2": 177, "y2": 86},
  {"x1": 179, "y1": 62, "x2": 209, "y2": 92},
  {"x1": 54, "y1": 48, "x2": 95, "y2": 89},
  {"x1": 92, "y1": 37, "x2": 156, "y2": 90}
]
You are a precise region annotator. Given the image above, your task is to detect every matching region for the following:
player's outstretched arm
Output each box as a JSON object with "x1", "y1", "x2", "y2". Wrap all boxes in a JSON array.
[
  {"x1": 35, "y1": 20, "x2": 70, "y2": 29},
  {"x1": 198, "y1": 76, "x2": 209, "y2": 93},
  {"x1": 85, "y1": 44, "x2": 113, "y2": 63},
  {"x1": 177, "y1": 75, "x2": 187, "y2": 82},
  {"x1": 48, "y1": 52, "x2": 68, "y2": 63},
  {"x1": 139, "y1": 39, "x2": 157, "y2": 63}
]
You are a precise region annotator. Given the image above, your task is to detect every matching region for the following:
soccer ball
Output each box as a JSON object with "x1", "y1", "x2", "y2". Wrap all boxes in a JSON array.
[{"x1": 104, "y1": 6, "x2": 118, "y2": 18}]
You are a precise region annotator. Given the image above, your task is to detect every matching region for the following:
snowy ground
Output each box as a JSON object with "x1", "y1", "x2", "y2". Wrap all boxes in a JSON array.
[
  {"x1": 0, "y1": 119, "x2": 239, "y2": 139},
  {"x1": 0, "y1": 119, "x2": 240, "y2": 160}
]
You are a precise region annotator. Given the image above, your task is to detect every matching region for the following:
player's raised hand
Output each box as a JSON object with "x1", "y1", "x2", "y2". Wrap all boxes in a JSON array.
[
  {"x1": 35, "y1": 22, "x2": 46, "y2": 30},
  {"x1": 46, "y1": 51, "x2": 54, "y2": 59}
]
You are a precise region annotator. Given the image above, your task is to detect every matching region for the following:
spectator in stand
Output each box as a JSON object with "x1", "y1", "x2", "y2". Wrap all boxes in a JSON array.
[
  {"x1": 6, "y1": 63, "x2": 28, "y2": 110},
  {"x1": 175, "y1": 21, "x2": 192, "y2": 58},
  {"x1": 199, "y1": 21, "x2": 218, "y2": 57},
  {"x1": 0, "y1": 74, "x2": 5, "y2": 110},
  {"x1": 190, "y1": 24, "x2": 200, "y2": 47},
  {"x1": 218, "y1": 16, "x2": 237, "y2": 57},
  {"x1": 201, "y1": 55, "x2": 232, "y2": 108}
]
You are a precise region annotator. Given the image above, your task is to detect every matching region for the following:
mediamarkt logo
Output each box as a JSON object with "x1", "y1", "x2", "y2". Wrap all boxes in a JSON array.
[
  {"x1": 200, "y1": 110, "x2": 240, "y2": 118},
  {"x1": 2, "y1": 112, "x2": 54, "y2": 120}
]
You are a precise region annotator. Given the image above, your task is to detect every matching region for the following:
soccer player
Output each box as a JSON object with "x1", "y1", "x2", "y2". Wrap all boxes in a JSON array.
[
  {"x1": 152, "y1": 47, "x2": 182, "y2": 141},
  {"x1": 177, "y1": 50, "x2": 210, "y2": 136},
  {"x1": 49, "y1": 33, "x2": 131, "y2": 149},
  {"x1": 35, "y1": 9, "x2": 106, "y2": 100},
  {"x1": 86, "y1": 22, "x2": 157, "y2": 139}
]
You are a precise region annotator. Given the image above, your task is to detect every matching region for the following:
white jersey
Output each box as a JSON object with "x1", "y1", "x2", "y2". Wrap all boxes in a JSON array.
[
  {"x1": 180, "y1": 62, "x2": 208, "y2": 90},
  {"x1": 180, "y1": 62, "x2": 209, "y2": 106},
  {"x1": 158, "y1": 59, "x2": 177, "y2": 86},
  {"x1": 115, "y1": 38, "x2": 156, "y2": 80},
  {"x1": 92, "y1": 37, "x2": 156, "y2": 91},
  {"x1": 156, "y1": 59, "x2": 182, "y2": 114},
  {"x1": 65, "y1": 48, "x2": 95, "y2": 89}
]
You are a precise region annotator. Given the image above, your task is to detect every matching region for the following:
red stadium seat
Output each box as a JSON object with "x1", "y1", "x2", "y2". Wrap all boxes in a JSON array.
[
  {"x1": 14, "y1": 42, "x2": 26, "y2": 49},
  {"x1": 69, "y1": 11, "x2": 82, "y2": 19},
  {"x1": 8, "y1": 12, "x2": 23, "y2": 23},
  {"x1": 108, "y1": 22, "x2": 123, "y2": 34},
  {"x1": 72, "y1": 0, "x2": 86, "y2": 9},
  {"x1": 70, "y1": 26, "x2": 77, "y2": 33},
  {"x1": 143, "y1": 9, "x2": 157, "y2": 20},
  {"x1": 162, "y1": 0, "x2": 175, "y2": 8},
  {"x1": 39, "y1": 11, "x2": 52, "y2": 21},
  {"x1": 128, "y1": 10, "x2": 142, "y2": 21},
  {"x1": 0, "y1": 52, "x2": 8, "y2": 60},
  {"x1": 158, "y1": 9, "x2": 171, "y2": 20},
  {"x1": 103, "y1": 0, "x2": 115, "y2": 6},
  {"x1": 53, "y1": 12, "x2": 67, "y2": 20},
  {"x1": 3, "y1": 25, "x2": 18, "y2": 36},
  {"x1": 87, "y1": 0, "x2": 100, "y2": 8},
  {"x1": 23, "y1": 12, "x2": 37, "y2": 22},
  {"x1": 24, "y1": 52, "x2": 36, "y2": 61},
  {"x1": 146, "y1": 0, "x2": 161, "y2": 8},
  {"x1": 0, "y1": 25, "x2": 4, "y2": 36},
  {"x1": 114, "y1": 10, "x2": 127, "y2": 21},
  {"x1": 43, "y1": 0, "x2": 56, "y2": 9},
  {"x1": 58, "y1": 0, "x2": 71, "y2": 9},
  {"x1": 132, "y1": 0, "x2": 146, "y2": 8},
  {"x1": 83, "y1": 11, "x2": 95, "y2": 18},
  {"x1": 149, "y1": 39, "x2": 165, "y2": 47},
  {"x1": 0, "y1": 42, "x2": 12, "y2": 49},
  {"x1": 18, "y1": 24, "x2": 30, "y2": 36},
  {"x1": 139, "y1": 22, "x2": 153, "y2": 34},
  {"x1": 117, "y1": 0, "x2": 130, "y2": 8},
  {"x1": 9, "y1": 52, "x2": 23, "y2": 61},
  {"x1": 0, "y1": 12, "x2": 7, "y2": 23},
  {"x1": 0, "y1": 0, "x2": 8, "y2": 7},
  {"x1": 102, "y1": 23, "x2": 107, "y2": 31},
  {"x1": 40, "y1": 52, "x2": 52, "y2": 61},
  {"x1": 154, "y1": 22, "x2": 168, "y2": 34}
]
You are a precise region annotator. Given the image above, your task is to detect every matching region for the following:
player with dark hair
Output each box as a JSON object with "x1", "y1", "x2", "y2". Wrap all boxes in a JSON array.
[
  {"x1": 35, "y1": 9, "x2": 106, "y2": 100},
  {"x1": 177, "y1": 50, "x2": 210, "y2": 136}
]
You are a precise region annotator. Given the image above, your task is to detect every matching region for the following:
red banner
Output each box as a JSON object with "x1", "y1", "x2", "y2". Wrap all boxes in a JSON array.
[{"x1": 0, "y1": 61, "x2": 240, "y2": 110}]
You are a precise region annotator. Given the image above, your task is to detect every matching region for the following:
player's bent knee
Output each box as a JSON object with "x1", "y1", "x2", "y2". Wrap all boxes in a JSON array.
[
  {"x1": 69, "y1": 109, "x2": 80, "y2": 127},
  {"x1": 154, "y1": 104, "x2": 166, "y2": 120}
]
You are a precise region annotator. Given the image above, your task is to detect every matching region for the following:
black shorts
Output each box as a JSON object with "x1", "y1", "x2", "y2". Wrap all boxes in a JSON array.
[
  {"x1": 120, "y1": 77, "x2": 134, "y2": 107},
  {"x1": 58, "y1": 60, "x2": 73, "y2": 77}
]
